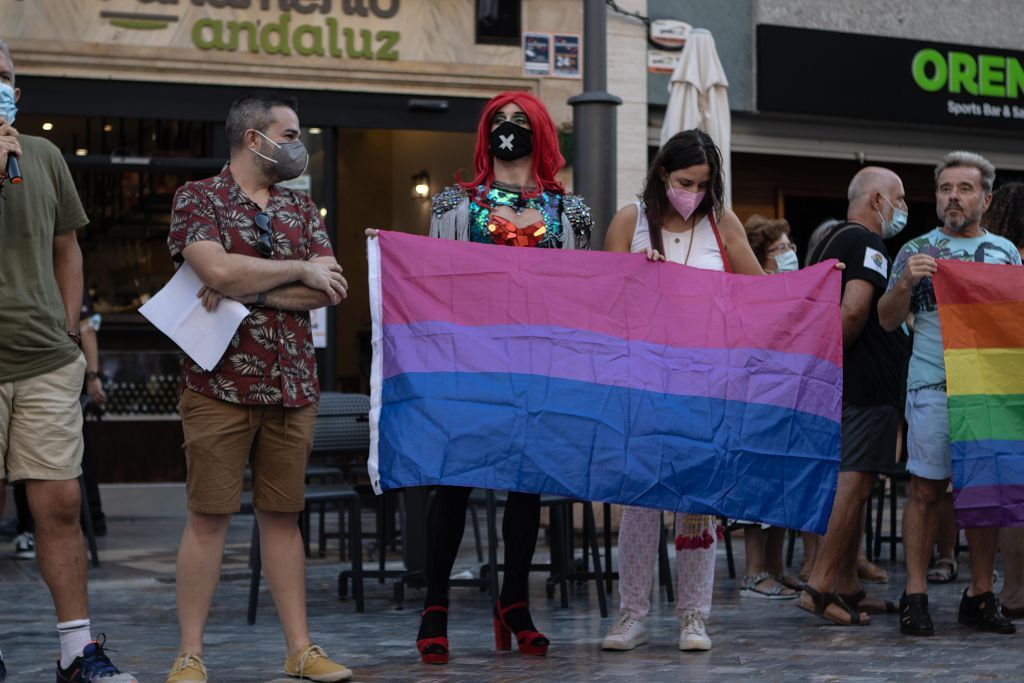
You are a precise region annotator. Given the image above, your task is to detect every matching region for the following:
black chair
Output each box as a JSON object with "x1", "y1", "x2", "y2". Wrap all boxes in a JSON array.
[
  {"x1": 870, "y1": 463, "x2": 910, "y2": 562},
  {"x1": 243, "y1": 487, "x2": 364, "y2": 624},
  {"x1": 243, "y1": 393, "x2": 372, "y2": 623},
  {"x1": 471, "y1": 492, "x2": 609, "y2": 618},
  {"x1": 80, "y1": 477, "x2": 100, "y2": 568}
]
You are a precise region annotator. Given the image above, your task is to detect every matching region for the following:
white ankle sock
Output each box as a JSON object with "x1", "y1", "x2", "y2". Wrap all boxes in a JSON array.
[{"x1": 57, "y1": 619, "x2": 92, "y2": 670}]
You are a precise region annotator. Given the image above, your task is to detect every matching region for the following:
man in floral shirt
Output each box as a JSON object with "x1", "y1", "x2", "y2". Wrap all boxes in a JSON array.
[
  {"x1": 879, "y1": 151, "x2": 1021, "y2": 639},
  {"x1": 164, "y1": 93, "x2": 351, "y2": 683}
]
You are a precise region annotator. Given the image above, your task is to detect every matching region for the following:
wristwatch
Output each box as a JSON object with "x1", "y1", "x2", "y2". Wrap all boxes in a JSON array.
[{"x1": 85, "y1": 371, "x2": 100, "y2": 382}]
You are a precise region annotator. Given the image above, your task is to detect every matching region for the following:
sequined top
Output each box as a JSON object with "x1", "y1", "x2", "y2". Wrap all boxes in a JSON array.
[
  {"x1": 431, "y1": 183, "x2": 593, "y2": 250},
  {"x1": 468, "y1": 186, "x2": 564, "y2": 247}
]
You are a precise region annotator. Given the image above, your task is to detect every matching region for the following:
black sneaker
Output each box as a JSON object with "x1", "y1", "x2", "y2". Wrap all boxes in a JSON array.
[
  {"x1": 899, "y1": 591, "x2": 935, "y2": 636},
  {"x1": 959, "y1": 589, "x2": 1017, "y2": 634},
  {"x1": 55, "y1": 636, "x2": 137, "y2": 682}
]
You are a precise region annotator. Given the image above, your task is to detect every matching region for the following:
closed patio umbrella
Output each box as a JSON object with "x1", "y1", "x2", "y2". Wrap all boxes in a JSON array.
[{"x1": 660, "y1": 28, "x2": 732, "y2": 206}]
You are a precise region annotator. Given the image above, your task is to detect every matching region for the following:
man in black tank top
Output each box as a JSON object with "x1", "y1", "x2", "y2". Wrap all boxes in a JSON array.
[{"x1": 797, "y1": 167, "x2": 910, "y2": 626}]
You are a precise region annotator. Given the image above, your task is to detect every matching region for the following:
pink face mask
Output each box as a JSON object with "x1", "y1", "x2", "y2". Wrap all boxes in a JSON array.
[{"x1": 666, "y1": 187, "x2": 706, "y2": 220}]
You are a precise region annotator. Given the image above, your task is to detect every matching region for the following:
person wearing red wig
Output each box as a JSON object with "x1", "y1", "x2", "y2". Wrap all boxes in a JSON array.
[{"x1": 415, "y1": 91, "x2": 593, "y2": 664}]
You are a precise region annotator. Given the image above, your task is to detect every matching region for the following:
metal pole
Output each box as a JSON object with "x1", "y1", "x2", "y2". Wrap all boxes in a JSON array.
[{"x1": 568, "y1": 0, "x2": 622, "y2": 250}]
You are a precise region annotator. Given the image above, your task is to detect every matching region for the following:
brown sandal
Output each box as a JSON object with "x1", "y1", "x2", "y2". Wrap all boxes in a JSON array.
[
  {"x1": 798, "y1": 585, "x2": 868, "y2": 626},
  {"x1": 856, "y1": 558, "x2": 889, "y2": 584}
]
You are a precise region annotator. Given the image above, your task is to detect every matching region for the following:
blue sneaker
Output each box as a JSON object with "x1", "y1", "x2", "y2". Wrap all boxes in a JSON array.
[{"x1": 55, "y1": 636, "x2": 137, "y2": 682}]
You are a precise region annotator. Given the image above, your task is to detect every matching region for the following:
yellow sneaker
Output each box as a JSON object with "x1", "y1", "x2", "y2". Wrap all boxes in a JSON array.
[
  {"x1": 165, "y1": 652, "x2": 207, "y2": 683},
  {"x1": 284, "y1": 645, "x2": 352, "y2": 682}
]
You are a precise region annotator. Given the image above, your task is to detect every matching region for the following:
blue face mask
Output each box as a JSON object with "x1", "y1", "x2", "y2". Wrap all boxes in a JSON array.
[
  {"x1": 773, "y1": 250, "x2": 799, "y2": 272},
  {"x1": 879, "y1": 195, "x2": 908, "y2": 239},
  {"x1": 0, "y1": 82, "x2": 17, "y2": 124}
]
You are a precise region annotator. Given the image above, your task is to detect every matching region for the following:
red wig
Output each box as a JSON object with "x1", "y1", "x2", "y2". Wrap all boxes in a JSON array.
[{"x1": 457, "y1": 91, "x2": 566, "y2": 199}]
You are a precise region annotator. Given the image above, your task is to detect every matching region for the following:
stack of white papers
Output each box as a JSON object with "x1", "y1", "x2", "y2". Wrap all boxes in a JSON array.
[{"x1": 140, "y1": 263, "x2": 251, "y2": 371}]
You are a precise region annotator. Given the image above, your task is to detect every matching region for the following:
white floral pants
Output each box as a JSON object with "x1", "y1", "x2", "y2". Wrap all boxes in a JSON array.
[{"x1": 616, "y1": 506, "x2": 716, "y2": 619}]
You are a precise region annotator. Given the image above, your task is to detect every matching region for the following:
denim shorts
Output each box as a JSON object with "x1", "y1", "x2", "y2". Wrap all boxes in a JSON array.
[{"x1": 905, "y1": 388, "x2": 952, "y2": 481}]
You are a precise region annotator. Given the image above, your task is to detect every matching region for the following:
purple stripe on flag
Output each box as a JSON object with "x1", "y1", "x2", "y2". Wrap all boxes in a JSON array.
[
  {"x1": 377, "y1": 231, "x2": 842, "y2": 365},
  {"x1": 953, "y1": 484, "x2": 1024, "y2": 527},
  {"x1": 380, "y1": 321, "x2": 842, "y2": 422}
]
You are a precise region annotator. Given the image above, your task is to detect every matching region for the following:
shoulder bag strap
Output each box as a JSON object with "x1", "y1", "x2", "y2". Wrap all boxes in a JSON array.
[
  {"x1": 809, "y1": 222, "x2": 863, "y2": 266},
  {"x1": 707, "y1": 211, "x2": 733, "y2": 273}
]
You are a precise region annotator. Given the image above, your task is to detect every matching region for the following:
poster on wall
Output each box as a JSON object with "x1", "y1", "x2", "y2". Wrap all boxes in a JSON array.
[
  {"x1": 553, "y1": 34, "x2": 581, "y2": 78},
  {"x1": 523, "y1": 32, "x2": 552, "y2": 76}
]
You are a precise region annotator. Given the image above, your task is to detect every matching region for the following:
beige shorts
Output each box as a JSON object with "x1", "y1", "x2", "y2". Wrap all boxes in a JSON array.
[
  {"x1": 0, "y1": 354, "x2": 86, "y2": 482},
  {"x1": 179, "y1": 389, "x2": 317, "y2": 514}
]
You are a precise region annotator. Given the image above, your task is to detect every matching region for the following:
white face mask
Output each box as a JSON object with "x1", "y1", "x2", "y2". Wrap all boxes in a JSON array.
[{"x1": 773, "y1": 250, "x2": 799, "y2": 272}]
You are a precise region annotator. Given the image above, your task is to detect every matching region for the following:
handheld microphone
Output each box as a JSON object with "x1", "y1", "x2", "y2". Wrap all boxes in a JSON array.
[{"x1": 5, "y1": 154, "x2": 21, "y2": 184}]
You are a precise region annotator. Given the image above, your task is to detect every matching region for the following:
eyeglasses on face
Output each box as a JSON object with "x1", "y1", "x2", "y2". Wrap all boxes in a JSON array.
[
  {"x1": 767, "y1": 242, "x2": 797, "y2": 256},
  {"x1": 254, "y1": 211, "x2": 274, "y2": 258}
]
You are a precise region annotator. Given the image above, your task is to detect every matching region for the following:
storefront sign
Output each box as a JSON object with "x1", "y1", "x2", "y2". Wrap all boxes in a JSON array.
[
  {"x1": 757, "y1": 25, "x2": 1024, "y2": 131},
  {"x1": 649, "y1": 19, "x2": 689, "y2": 49},
  {"x1": 96, "y1": 0, "x2": 401, "y2": 60},
  {"x1": 647, "y1": 50, "x2": 680, "y2": 75}
]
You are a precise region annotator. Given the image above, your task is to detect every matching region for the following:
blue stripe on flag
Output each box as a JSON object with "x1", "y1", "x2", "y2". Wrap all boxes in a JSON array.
[
  {"x1": 377, "y1": 371, "x2": 840, "y2": 533},
  {"x1": 952, "y1": 440, "x2": 1024, "y2": 489}
]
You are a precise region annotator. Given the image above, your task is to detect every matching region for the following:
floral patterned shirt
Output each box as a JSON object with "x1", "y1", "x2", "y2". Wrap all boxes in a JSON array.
[{"x1": 167, "y1": 165, "x2": 334, "y2": 407}]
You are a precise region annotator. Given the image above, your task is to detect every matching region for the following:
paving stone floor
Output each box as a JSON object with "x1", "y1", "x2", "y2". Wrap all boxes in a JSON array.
[{"x1": 0, "y1": 515, "x2": 1021, "y2": 682}]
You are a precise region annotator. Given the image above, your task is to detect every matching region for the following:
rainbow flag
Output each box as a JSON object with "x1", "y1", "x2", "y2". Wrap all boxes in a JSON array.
[
  {"x1": 934, "y1": 260, "x2": 1024, "y2": 527},
  {"x1": 367, "y1": 232, "x2": 843, "y2": 533}
]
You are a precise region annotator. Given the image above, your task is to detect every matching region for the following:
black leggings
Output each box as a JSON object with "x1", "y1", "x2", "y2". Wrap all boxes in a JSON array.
[{"x1": 424, "y1": 486, "x2": 540, "y2": 607}]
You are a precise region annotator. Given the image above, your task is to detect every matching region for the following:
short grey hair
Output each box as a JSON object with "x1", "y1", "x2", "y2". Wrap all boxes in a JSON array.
[
  {"x1": 935, "y1": 151, "x2": 995, "y2": 194},
  {"x1": 0, "y1": 39, "x2": 13, "y2": 84}
]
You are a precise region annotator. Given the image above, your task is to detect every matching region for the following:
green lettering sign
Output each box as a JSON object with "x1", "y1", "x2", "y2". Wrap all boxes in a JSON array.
[
  {"x1": 189, "y1": 12, "x2": 401, "y2": 60},
  {"x1": 979, "y1": 54, "x2": 1006, "y2": 97},
  {"x1": 912, "y1": 49, "x2": 946, "y2": 92},
  {"x1": 948, "y1": 51, "x2": 979, "y2": 95},
  {"x1": 1008, "y1": 58, "x2": 1024, "y2": 98}
]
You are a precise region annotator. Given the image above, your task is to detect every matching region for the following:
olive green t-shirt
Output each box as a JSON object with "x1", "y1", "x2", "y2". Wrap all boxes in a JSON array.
[{"x1": 0, "y1": 134, "x2": 88, "y2": 383}]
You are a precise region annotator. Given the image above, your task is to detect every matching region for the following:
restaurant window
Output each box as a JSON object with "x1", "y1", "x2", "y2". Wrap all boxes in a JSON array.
[
  {"x1": 18, "y1": 113, "x2": 327, "y2": 416},
  {"x1": 475, "y1": 0, "x2": 520, "y2": 45}
]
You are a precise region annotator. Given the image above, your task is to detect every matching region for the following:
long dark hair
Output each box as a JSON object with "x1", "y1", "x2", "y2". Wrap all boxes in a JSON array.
[{"x1": 640, "y1": 129, "x2": 725, "y2": 254}]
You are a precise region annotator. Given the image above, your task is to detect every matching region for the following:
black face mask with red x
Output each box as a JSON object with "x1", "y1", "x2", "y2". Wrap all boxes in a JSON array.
[{"x1": 489, "y1": 121, "x2": 533, "y2": 161}]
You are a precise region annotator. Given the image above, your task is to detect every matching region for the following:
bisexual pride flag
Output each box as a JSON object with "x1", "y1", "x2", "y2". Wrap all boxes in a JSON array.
[
  {"x1": 934, "y1": 260, "x2": 1024, "y2": 527},
  {"x1": 367, "y1": 232, "x2": 843, "y2": 533}
]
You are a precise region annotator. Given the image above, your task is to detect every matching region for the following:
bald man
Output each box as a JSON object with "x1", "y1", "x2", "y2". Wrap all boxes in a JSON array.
[{"x1": 796, "y1": 167, "x2": 911, "y2": 626}]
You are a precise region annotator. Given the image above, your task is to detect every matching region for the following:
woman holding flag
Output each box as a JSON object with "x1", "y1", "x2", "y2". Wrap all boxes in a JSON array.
[
  {"x1": 411, "y1": 91, "x2": 593, "y2": 664},
  {"x1": 600, "y1": 129, "x2": 765, "y2": 652}
]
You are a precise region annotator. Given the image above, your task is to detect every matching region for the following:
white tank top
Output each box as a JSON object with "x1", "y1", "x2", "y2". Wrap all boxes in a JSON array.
[{"x1": 629, "y1": 201, "x2": 724, "y2": 272}]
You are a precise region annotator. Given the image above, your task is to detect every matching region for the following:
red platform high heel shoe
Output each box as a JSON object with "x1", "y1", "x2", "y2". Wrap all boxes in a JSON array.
[
  {"x1": 493, "y1": 599, "x2": 549, "y2": 656},
  {"x1": 416, "y1": 605, "x2": 449, "y2": 664}
]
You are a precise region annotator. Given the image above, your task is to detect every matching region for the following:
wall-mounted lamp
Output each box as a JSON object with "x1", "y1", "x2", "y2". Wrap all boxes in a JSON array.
[{"x1": 411, "y1": 170, "x2": 430, "y2": 199}]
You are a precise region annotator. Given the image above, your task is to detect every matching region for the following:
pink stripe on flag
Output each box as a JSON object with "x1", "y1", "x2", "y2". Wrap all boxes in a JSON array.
[{"x1": 377, "y1": 231, "x2": 842, "y2": 365}]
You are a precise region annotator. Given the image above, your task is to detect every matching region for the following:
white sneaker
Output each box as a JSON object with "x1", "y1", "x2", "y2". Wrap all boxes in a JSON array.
[
  {"x1": 13, "y1": 532, "x2": 35, "y2": 560},
  {"x1": 601, "y1": 612, "x2": 648, "y2": 651},
  {"x1": 678, "y1": 609, "x2": 711, "y2": 651}
]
